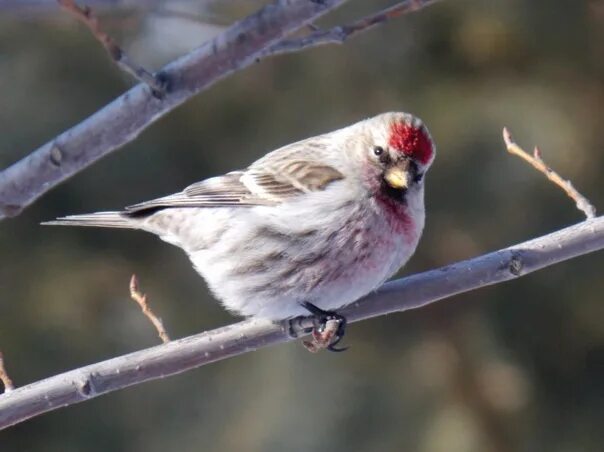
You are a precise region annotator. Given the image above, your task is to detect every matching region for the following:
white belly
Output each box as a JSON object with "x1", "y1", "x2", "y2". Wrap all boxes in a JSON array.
[{"x1": 159, "y1": 197, "x2": 423, "y2": 320}]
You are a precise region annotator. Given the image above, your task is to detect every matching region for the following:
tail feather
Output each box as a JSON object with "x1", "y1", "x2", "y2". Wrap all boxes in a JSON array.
[{"x1": 42, "y1": 211, "x2": 137, "y2": 229}]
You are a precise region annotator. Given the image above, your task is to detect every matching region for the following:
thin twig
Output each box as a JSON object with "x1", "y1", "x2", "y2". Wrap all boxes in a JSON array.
[
  {"x1": 265, "y1": 0, "x2": 441, "y2": 57},
  {"x1": 57, "y1": 0, "x2": 165, "y2": 95},
  {"x1": 0, "y1": 352, "x2": 14, "y2": 393},
  {"x1": 1, "y1": 216, "x2": 603, "y2": 429},
  {"x1": 129, "y1": 275, "x2": 170, "y2": 343},
  {"x1": 503, "y1": 128, "x2": 596, "y2": 219}
]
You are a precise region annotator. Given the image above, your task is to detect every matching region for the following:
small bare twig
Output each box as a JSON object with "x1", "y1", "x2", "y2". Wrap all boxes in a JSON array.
[
  {"x1": 129, "y1": 275, "x2": 170, "y2": 343},
  {"x1": 266, "y1": 0, "x2": 441, "y2": 57},
  {"x1": 503, "y1": 128, "x2": 596, "y2": 219},
  {"x1": 0, "y1": 352, "x2": 14, "y2": 393},
  {"x1": 57, "y1": 0, "x2": 165, "y2": 95}
]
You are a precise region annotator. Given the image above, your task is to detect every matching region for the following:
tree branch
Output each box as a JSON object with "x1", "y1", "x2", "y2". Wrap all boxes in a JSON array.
[
  {"x1": 264, "y1": 0, "x2": 441, "y2": 57},
  {"x1": 503, "y1": 127, "x2": 596, "y2": 219},
  {"x1": 0, "y1": 0, "x2": 443, "y2": 220},
  {"x1": 1, "y1": 216, "x2": 603, "y2": 430},
  {"x1": 0, "y1": 0, "x2": 349, "y2": 219}
]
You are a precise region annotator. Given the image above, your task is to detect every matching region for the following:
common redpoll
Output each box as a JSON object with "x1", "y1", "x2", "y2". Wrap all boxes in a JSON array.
[{"x1": 45, "y1": 112, "x2": 435, "y2": 350}]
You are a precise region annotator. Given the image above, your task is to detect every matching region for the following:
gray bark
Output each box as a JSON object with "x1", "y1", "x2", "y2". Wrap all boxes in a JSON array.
[{"x1": 0, "y1": 216, "x2": 602, "y2": 430}]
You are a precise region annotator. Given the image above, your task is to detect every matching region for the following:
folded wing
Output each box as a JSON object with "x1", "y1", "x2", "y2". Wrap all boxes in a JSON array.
[{"x1": 125, "y1": 138, "x2": 344, "y2": 215}]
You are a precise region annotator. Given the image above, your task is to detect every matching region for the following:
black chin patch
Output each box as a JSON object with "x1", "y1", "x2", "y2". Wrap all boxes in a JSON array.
[{"x1": 381, "y1": 181, "x2": 407, "y2": 204}]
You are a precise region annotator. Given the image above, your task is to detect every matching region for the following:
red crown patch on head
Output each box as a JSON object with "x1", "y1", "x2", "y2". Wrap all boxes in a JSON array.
[{"x1": 388, "y1": 122, "x2": 433, "y2": 165}]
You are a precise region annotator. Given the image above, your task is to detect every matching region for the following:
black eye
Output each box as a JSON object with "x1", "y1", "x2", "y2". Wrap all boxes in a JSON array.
[
  {"x1": 413, "y1": 172, "x2": 424, "y2": 183},
  {"x1": 373, "y1": 146, "x2": 384, "y2": 156}
]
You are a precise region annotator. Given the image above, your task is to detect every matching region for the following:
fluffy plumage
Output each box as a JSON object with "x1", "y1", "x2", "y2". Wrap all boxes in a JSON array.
[{"x1": 44, "y1": 112, "x2": 435, "y2": 320}]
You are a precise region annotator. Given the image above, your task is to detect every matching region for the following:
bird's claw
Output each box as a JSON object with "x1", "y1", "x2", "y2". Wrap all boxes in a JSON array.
[{"x1": 300, "y1": 301, "x2": 348, "y2": 353}]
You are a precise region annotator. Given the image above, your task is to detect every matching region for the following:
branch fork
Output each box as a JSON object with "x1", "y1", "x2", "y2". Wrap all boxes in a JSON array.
[{"x1": 0, "y1": 0, "x2": 445, "y2": 220}]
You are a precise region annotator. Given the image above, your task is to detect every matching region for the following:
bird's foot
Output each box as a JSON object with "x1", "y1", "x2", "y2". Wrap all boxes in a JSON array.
[{"x1": 300, "y1": 301, "x2": 348, "y2": 353}]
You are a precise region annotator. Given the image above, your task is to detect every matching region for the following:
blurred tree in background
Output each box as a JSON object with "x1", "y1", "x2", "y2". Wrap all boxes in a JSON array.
[{"x1": 1, "y1": 0, "x2": 603, "y2": 451}]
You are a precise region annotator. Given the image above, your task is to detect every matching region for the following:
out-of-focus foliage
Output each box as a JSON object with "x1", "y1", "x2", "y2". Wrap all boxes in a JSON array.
[{"x1": 1, "y1": 1, "x2": 603, "y2": 451}]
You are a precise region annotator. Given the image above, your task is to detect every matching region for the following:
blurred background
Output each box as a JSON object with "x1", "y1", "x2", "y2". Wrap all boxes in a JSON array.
[{"x1": 1, "y1": 0, "x2": 603, "y2": 451}]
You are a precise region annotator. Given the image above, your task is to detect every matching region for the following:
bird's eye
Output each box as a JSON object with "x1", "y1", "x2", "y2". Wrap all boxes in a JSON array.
[
  {"x1": 413, "y1": 172, "x2": 424, "y2": 183},
  {"x1": 373, "y1": 146, "x2": 384, "y2": 156}
]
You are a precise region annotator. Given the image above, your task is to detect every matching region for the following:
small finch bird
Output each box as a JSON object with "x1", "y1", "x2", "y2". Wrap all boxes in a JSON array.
[{"x1": 45, "y1": 112, "x2": 435, "y2": 350}]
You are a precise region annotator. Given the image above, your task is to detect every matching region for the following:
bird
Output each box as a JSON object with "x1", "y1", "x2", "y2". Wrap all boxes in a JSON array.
[{"x1": 44, "y1": 112, "x2": 435, "y2": 351}]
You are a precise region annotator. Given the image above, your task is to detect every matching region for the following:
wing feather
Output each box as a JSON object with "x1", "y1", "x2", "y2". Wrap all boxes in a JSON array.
[{"x1": 125, "y1": 138, "x2": 344, "y2": 214}]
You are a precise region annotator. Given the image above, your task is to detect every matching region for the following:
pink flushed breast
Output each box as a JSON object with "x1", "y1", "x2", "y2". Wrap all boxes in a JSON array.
[{"x1": 375, "y1": 193, "x2": 417, "y2": 243}]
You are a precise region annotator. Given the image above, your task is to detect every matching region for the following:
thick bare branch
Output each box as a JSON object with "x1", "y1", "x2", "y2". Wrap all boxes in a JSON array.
[
  {"x1": 503, "y1": 128, "x2": 596, "y2": 219},
  {"x1": 0, "y1": 0, "x2": 351, "y2": 220},
  {"x1": 57, "y1": 0, "x2": 164, "y2": 93},
  {"x1": 129, "y1": 275, "x2": 171, "y2": 343},
  {"x1": 0, "y1": 0, "x2": 445, "y2": 220},
  {"x1": 265, "y1": 0, "x2": 441, "y2": 57},
  {"x1": 1, "y1": 216, "x2": 603, "y2": 429}
]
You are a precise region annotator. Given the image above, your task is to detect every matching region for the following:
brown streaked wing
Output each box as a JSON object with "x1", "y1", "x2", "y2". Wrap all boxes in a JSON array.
[
  {"x1": 125, "y1": 138, "x2": 344, "y2": 213},
  {"x1": 245, "y1": 136, "x2": 344, "y2": 199},
  {"x1": 124, "y1": 171, "x2": 271, "y2": 213}
]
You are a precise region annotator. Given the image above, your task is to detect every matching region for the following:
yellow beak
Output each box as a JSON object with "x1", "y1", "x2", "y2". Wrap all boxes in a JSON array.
[{"x1": 384, "y1": 167, "x2": 408, "y2": 190}]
